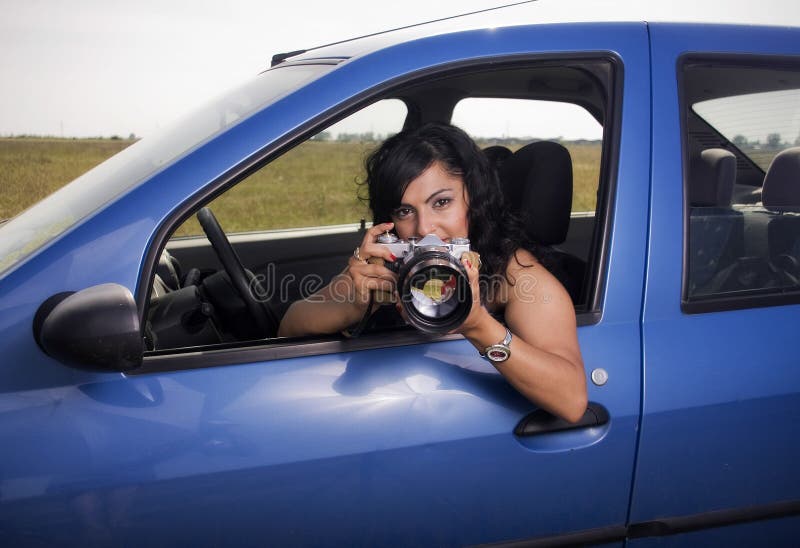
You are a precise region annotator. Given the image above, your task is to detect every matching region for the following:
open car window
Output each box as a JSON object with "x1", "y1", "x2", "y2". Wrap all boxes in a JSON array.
[{"x1": 145, "y1": 59, "x2": 616, "y2": 359}]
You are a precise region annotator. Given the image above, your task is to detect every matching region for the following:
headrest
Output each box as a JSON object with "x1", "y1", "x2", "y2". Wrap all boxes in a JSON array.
[
  {"x1": 763, "y1": 147, "x2": 800, "y2": 208},
  {"x1": 483, "y1": 145, "x2": 513, "y2": 171},
  {"x1": 499, "y1": 141, "x2": 573, "y2": 245},
  {"x1": 689, "y1": 148, "x2": 736, "y2": 207}
]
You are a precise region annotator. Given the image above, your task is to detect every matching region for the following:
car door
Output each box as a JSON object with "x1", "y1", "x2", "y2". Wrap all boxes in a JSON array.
[
  {"x1": 0, "y1": 23, "x2": 650, "y2": 546},
  {"x1": 630, "y1": 23, "x2": 800, "y2": 546}
]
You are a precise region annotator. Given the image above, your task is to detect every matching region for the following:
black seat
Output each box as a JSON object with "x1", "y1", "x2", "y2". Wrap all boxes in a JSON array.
[
  {"x1": 483, "y1": 145, "x2": 513, "y2": 173},
  {"x1": 498, "y1": 141, "x2": 585, "y2": 304}
]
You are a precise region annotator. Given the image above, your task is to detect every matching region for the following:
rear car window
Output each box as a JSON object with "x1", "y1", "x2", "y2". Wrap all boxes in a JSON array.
[{"x1": 683, "y1": 59, "x2": 800, "y2": 309}]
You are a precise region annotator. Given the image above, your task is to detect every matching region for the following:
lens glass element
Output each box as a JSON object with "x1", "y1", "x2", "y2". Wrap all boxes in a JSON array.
[
  {"x1": 399, "y1": 251, "x2": 472, "y2": 333},
  {"x1": 408, "y1": 266, "x2": 460, "y2": 319}
]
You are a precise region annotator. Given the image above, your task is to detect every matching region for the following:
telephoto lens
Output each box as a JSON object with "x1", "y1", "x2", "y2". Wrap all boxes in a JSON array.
[{"x1": 378, "y1": 234, "x2": 473, "y2": 333}]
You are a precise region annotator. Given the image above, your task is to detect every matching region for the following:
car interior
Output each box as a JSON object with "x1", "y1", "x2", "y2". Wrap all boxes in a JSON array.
[{"x1": 144, "y1": 59, "x2": 616, "y2": 353}]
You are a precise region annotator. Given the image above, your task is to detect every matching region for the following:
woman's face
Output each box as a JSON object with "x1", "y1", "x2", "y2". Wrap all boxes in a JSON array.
[{"x1": 391, "y1": 160, "x2": 470, "y2": 242}]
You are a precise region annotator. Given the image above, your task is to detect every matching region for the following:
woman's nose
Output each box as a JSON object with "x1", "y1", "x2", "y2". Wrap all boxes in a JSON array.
[{"x1": 415, "y1": 211, "x2": 436, "y2": 237}]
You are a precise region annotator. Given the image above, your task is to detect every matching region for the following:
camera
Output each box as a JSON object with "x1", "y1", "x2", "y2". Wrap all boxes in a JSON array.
[{"x1": 375, "y1": 233, "x2": 474, "y2": 333}]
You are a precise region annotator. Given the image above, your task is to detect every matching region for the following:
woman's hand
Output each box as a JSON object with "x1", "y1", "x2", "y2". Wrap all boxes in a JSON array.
[
  {"x1": 452, "y1": 251, "x2": 488, "y2": 334},
  {"x1": 278, "y1": 222, "x2": 399, "y2": 337},
  {"x1": 346, "y1": 222, "x2": 399, "y2": 308}
]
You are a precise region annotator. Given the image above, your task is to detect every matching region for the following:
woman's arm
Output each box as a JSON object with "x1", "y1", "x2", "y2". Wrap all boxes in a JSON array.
[
  {"x1": 277, "y1": 272, "x2": 368, "y2": 337},
  {"x1": 457, "y1": 249, "x2": 588, "y2": 422},
  {"x1": 277, "y1": 222, "x2": 398, "y2": 337}
]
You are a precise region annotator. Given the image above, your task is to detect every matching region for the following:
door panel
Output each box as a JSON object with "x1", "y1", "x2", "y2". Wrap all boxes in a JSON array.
[{"x1": 0, "y1": 343, "x2": 626, "y2": 545}]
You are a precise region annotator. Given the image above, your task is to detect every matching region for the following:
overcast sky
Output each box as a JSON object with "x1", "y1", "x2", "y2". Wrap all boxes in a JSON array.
[
  {"x1": 0, "y1": 0, "x2": 510, "y2": 138},
  {"x1": 2, "y1": 0, "x2": 799, "y2": 139}
]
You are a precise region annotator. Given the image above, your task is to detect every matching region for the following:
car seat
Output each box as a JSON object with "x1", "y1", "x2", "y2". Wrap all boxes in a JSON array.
[
  {"x1": 687, "y1": 148, "x2": 744, "y2": 295},
  {"x1": 763, "y1": 147, "x2": 800, "y2": 283},
  {"x1": 498, "y1": 141, "x2": 585, "y2": 304}
]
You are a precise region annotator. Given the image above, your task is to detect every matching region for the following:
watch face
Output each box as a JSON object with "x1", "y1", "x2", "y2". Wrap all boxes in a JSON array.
[{"x1": 486, "y1": 345, "x2": 510, "y2": 362}]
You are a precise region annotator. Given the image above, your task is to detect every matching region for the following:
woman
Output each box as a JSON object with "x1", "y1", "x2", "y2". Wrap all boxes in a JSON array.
[{"x1": 279, "y1": 123, "x2": 587, "y2": 422}]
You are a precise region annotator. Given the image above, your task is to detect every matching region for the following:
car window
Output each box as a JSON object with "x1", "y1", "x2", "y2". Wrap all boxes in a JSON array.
[
  {"x1": 152, "y1": 100, "x2": 407, "y2": 350},
  {"x1": 683, "y1": 60, "x2": 800, "y2": 308},
  {"x1": 149, "y1": 60, "x2": 616, "y2": 357},
  {"x1": 173, "y1": 100, "x2": 407, "y2": 237}
]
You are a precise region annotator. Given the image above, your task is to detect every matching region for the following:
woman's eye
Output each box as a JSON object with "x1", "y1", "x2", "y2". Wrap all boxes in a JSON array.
[
  {"x1": 393, "y1": 207, "x2": 413, "y2": 219},
  {"x1": 433, "y1": 198, "x2": 452, "y2": 208}
]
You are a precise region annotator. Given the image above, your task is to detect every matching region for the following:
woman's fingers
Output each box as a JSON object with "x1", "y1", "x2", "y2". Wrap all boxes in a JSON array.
[
  {"x1": 451, "y1": 253, "x2": 485, "y2": 335},
  {"x1": 461, "y1": 252, "x2": 481, "y2": 287},
  {"x1": 348, "y1": 258, "x2": 397, "y2": 280},
  {"x1": 356, "y1": 222, "x2": 398, "y2": 263},
  {"x1": 347, "y1": 259, "x2": 397, "y2": 298}
]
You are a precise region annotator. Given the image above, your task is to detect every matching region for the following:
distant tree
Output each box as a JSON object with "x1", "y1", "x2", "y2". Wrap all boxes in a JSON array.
[
  {"x1": 311, "y1": 131, "x2": 331, "y2": 141},
  {"x1": 128, "y1": 133, "x2": 137, "y2": 140},
  {"x1": 767, "y1": 132, "x2": 782, "y2": 148},
  {"x1": 732, "y1": 134, "x2": 748, "y2": 146},
  {"x1": 336, "y1": 131, "x2": 379, "y2": 142}
]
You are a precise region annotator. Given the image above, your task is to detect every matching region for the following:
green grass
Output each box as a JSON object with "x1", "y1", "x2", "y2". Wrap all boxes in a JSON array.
[
  {"x1": 2, "y1": 138, "x2": 602, "y2": 236},
  {"x1": 175, "y1": 141, "x2": 375, "y2": 236},
  {"x1": 0, "y1": 138, "x2": 134, "y2": 220}
]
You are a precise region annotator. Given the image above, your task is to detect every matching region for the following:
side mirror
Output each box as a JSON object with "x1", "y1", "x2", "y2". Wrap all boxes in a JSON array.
[{"x1": 34, "y1": 283, "x2": 143, "y2": 372}]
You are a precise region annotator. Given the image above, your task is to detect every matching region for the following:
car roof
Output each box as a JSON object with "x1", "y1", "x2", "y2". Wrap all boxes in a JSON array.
[{"x1": 278, "y1": 0, "x2": 800, "y2": 65}]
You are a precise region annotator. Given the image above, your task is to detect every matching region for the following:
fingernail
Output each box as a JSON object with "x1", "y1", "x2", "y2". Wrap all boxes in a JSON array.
[
  {"x1": 466, "y1": 260, "x2": 472, "y2": 269},
  {"x1": 390, "y1": 253, "x2": 397, "y2": 262}
]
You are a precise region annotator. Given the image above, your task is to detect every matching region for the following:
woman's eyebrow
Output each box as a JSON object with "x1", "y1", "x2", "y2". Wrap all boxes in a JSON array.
[
  {"x1": 394, "y1": 188, "x2": 453, "y2": 211},
  {"x1": 424, "y1": 188, "x2": 453, "y2": 204}
]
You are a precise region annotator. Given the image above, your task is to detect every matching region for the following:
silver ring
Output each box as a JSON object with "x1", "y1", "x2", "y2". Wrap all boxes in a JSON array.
[{"x1": 353, "y1": 247, "x2": 366, "y2": 263}]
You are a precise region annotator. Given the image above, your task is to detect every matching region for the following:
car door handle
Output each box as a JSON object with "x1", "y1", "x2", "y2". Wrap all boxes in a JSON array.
[{"x1": 514, "y1": 402, "x2": 609, "y2": 437}]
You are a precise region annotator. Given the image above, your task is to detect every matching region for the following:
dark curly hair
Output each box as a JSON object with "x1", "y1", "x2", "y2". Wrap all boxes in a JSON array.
[{"x1": 364, "y1": 122, "x2": 550, "y2": 300}]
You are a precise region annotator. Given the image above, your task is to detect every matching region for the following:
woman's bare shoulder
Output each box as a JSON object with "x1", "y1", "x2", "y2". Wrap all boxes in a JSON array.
[{"x1": 503, "y1": 248, "x2": 572, "y2": 308}]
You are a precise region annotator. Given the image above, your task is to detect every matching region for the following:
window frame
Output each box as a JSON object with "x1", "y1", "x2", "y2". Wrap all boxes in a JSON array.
[
  {"x1": 680, "y1": 53, "x2": 800, "y2": 314},
  {"x1": 137, "y1": 53, "x2": 623, "y2": 374}
]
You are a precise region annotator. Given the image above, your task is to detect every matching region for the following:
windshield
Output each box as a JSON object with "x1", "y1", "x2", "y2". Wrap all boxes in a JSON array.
[{"x1": 0, "y1": 64, "x2": 335, "y2": 278}]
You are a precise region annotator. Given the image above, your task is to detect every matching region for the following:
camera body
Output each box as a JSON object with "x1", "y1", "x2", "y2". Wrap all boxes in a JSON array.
[
  {"x1": 375, "y1": 233, "x2": 473, "y2": 333},
  {"x1": 376, "y1": 233, "x2": 471, "y2": 270}
]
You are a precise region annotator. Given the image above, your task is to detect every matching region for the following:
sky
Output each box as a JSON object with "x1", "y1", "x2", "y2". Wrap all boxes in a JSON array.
[
  {"x1": 2, "y1": 0, "x2": 799, "y2": 140},
  {"x1": 0, "y1": 0, "x2": 511, "y2": 138}
]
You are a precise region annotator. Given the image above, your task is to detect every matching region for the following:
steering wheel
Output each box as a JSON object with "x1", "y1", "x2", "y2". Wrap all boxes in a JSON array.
[{"x1": 197, "y1": 207, "x2": 280, "y2": 338}]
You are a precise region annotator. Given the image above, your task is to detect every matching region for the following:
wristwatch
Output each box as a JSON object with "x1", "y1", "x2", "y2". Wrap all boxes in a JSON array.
[{"x1": 480, "y1": 328, "x2": 512, "y2": 363}]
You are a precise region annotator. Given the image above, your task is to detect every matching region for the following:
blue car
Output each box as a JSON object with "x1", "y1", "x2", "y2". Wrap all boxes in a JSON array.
[{"x1": 1, "y1": 4, "x2": 799, "y2": 546}]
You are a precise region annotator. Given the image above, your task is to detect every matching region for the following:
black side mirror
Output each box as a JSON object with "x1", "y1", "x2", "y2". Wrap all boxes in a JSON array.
[{"x1": 34, "y1": 283, "x2": 143, "y2": 372}]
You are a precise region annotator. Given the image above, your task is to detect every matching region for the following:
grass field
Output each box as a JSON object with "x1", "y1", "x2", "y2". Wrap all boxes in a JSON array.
[
  {"x1": 2, "y1": 138, "x2": 602, "y2": 236},
  {"x1": 0, "y1": 138, "x2": 135, "y2": 221}
]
